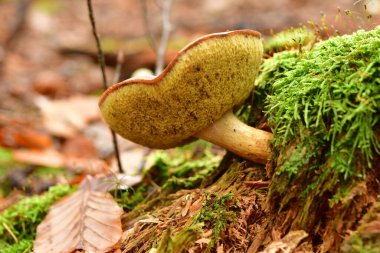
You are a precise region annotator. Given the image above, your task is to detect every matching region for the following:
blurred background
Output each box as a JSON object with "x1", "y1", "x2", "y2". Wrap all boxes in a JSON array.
[
  {"x1": 0, "y1": 0, "x2": 379, "y2": 194},
  {"x1": 0, "y1": 0, "x2": 379, "y2": 104}
]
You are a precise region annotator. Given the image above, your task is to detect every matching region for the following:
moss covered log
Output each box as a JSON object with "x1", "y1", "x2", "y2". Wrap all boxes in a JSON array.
[{"x1": 254, "y1": 26, "x2": 380, "y2": 252}]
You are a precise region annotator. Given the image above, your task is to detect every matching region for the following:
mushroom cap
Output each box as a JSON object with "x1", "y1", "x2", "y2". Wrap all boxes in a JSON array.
[{"x1": 99, "y1": 30, "x2": 263, "y2": 149}]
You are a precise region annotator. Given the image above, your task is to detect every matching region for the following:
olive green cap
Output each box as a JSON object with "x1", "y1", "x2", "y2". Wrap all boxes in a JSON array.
[{"x1": 99, "y1": 30, "x2": 263, "y2": 149}]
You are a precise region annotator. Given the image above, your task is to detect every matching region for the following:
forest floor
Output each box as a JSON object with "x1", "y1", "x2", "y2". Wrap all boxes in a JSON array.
[{"x1": 0, "y1": 0, "x2": 379, "y2": 252}]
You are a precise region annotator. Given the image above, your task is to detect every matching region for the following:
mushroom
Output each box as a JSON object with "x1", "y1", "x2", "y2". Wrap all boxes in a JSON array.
[{"x1": 99, "y1": 30, "x2": 273, "y2": 164}]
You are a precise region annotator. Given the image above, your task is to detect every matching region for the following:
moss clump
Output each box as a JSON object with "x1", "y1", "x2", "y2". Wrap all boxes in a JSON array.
[
  {"x1": 255, "y1": 27, "x2": 380, "y2": 207},
  {"x1": 112, "y1": 185, "x2": 147, "y2": 211},
  {"x1": 0, "y1": 148, "x2": 13, "y2": 196},
  {"x1": 0, "y1": 185, "x2": 75, "y2": 251},
  {"x1": 0, "y1": 239, "x2": 33, "y2": 253},
  {"x1": 156, "y1": 224, "x2": 204, "y2": 253},
  {"x1": 145, "y1": 140, "x2": 222, "y2": 192},
  {"x1": 194, "y1": 193, "x2": 237, "y2": 252},
  {"x1": 264, "y1": 26, "x2": 315, "y2": 53}
]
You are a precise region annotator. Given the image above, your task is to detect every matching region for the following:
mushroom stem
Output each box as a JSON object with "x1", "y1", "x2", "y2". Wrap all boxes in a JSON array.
[{"x1": 195, "y1": 110, "x2": 273, "y2": 164}]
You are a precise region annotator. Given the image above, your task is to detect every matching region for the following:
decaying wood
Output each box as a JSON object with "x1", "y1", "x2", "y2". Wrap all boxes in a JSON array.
[
  {"x1": 115, "y1": 150, "x2": 379, "y2": 253},
  {"x1": 120, "y1": 158, "x2": 269, "y2": 253}
]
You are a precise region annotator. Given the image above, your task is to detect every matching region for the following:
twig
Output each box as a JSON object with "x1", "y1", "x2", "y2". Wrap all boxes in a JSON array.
[
  {"x1": 140, "y1": 0, "x2": 157, "y2": 52},
  {"x1": 86, "y1": 0, "x2": 123, "y2": 173},
  {"x1": 155, "y1": 0, "x2": 174, "y2": 75},
  {"x1": 0, "y1": 0, "x2": 31, "y2": 71},
  {"x1": 113, "y1": 51, "x2": 125, "y2": 84},
  {"x1": 5, "y1": 0, "x2": 31, "y2": 46}
]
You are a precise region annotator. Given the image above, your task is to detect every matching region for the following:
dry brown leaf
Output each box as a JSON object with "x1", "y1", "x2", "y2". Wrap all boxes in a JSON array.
[
  {"x1": 62, "y1": 134, "x2": 98, "y2": 158},
  {"x1": 32, "y1": 71, "x2": 69, "y2": 97},
  {"x1": 12, "y1": 149, "x2": 109, "y2": 174},
  {"x1": 34, "y1": 177, "x2": 123, "y2": 253},
  {"x1": 0, "y1": 126, "x2": 52, "y2": 149},
  {"x1": 0, "y1": 115, "x2": 53, "y2": 149},
  {"x1": 65, "y1": 156, "x2": 110, "y2": 174},
  {"x1": 35, "y1": 95, "x2": 100, "y2": 138},
  {"x1": 13, "y1": 149, "x2": 64, "y2": 168}
]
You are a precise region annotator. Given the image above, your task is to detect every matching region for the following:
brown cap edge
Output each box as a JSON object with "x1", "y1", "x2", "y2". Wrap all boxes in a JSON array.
[{"x1": 99, "y1": 30, "x2": 261, "y2": 107}]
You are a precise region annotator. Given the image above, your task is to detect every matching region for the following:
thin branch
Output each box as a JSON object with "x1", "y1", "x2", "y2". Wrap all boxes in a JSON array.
[
  {"x1": 113, "y1": 51, "x2": 125, "y2": 84},
  {"x1": 86, "y1": 0, "x2": 123, "y2": 173},
  {"x1": 5, "y1": 0, "x2": 31, "y2": 46},
  {"x1": 0, "y1": 0, "x2": 31, "y2": 71},
  {"x1": 140, "y1": 0, "x2": 157, "y2": 52},
  {"x1": 155, "y1": 0, "x2": 174, "y2": 75},
  {"x1": 87, "y1": 0, "x2": 107, "y2": 88}
]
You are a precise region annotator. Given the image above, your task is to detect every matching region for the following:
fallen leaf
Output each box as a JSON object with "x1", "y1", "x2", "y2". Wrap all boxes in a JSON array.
[
  {"x1": 13, "y1": 149, "x2": 109, "y2": 174},
  {"x1": 35, "y1": 95, "x2": 100, "y2": 138},
  {"x1": 0, "y1": 115, "x2": 52, "y2": 149},
  {"x1": 34, "y1": 176, "x2": 123, "y2": 253},
  {"x1": 65, "y1": 156, "x2": 110, "y2": 174},
  {"x1": 62, "y1": 134, "x2": 98, "y2": 158},
  {"x1": 13, "y1": 149, "x2": 64, "y2": 168},
  {"x1": 32, "y1": 71, "x2": 69, "y2": 98}
]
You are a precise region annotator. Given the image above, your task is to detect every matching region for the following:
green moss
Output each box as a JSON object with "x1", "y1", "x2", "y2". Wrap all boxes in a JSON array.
[
  {"x1": 145, "y1": 140, "x2": 222, "y2": 192},
  {"x1": 264, "y1": 26, "x2": 315, "y2": 53},
  {"x1": 156, "y1": 224, "x2": 204, "y2": 253},
  {"x1": 255, "y1": 27, "x2": 380, "y2": 208},
  {"x1": 112, "y1": 185, "x2": 147, "y2": 211},
  {"x1": 0, "y1": 148, "x2": 12, "y2": 165},
  {"x1": 33, "y1": 166, "x2": 68, "y2": 178},
  {"x1": 0, "y1": 185, "x2": 75, "y2": 250},
  {"x1": 194, "y1": 193, "x2": 237, "y2": 252},
  {"x1": 0, "y1": 239, "x2": 33, "y2": 253},
  {"x1": 0, "y1": 148, "x2": 13, "y2": 196}
]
